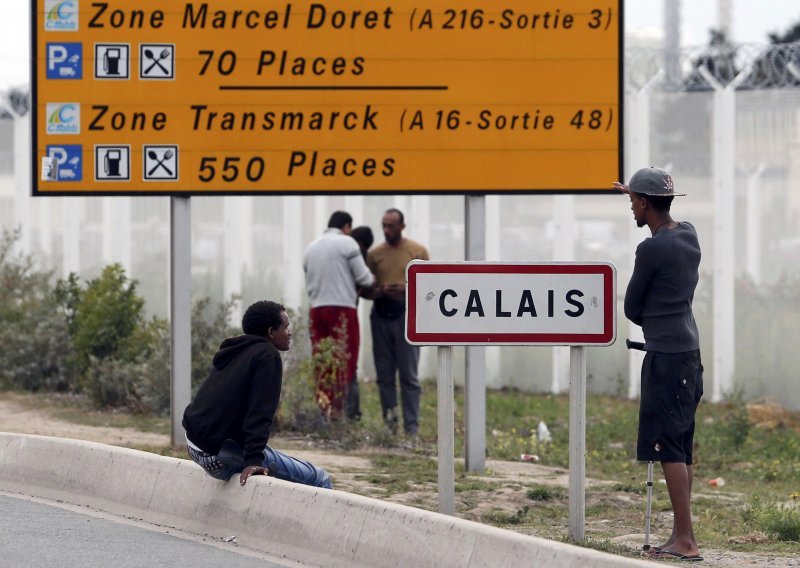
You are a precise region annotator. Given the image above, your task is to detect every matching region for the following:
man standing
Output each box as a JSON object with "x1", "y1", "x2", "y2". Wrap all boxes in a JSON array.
[
  {"x1": 303, "y1": 211, "x2": 374, "y2": 419},
  {"x1": 183, "y1": 300, "x2": 331, "y2": 488},
  {"x1": 346, "y1": 225, "x2": 376, "y2": 421},
  {"x1": 367, "y1": 208, "x2": 429, "y2": 436},
  {"x1": 615, "y1": 167, "x2": 704, "y2": 562}
]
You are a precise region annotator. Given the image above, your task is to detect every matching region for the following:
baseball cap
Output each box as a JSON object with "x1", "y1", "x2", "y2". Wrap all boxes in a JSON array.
[{"x1": 628, "y1": 167, "x2": 686, "y2": 196}]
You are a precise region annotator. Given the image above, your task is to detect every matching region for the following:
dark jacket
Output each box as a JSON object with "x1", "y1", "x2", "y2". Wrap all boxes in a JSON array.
[{"x1": 182, "y1": 335, "x2": 282, "y2": 467}]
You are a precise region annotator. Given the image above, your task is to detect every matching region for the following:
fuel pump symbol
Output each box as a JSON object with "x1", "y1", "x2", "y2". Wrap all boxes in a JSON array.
[
  {"x1": 95, "y1": 44, "x2": 129, "y2": 79},
  {"x1": 104, "y1": 149, "x2": 122, "y2": 176},
  {"x1": 95, "y1": 146, "x2": 130, "y2": 181},
  {"x1": 103, "y1": 47, "x2": 121, "y2": 75}
]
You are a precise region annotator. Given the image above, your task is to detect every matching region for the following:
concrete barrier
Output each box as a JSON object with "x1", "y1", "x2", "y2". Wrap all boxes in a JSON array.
[{"x1": 0, "y1": 433, "x2": 651, "y2": 567}]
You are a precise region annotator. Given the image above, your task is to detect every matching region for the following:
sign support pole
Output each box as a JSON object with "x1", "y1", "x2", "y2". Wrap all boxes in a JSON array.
[
  {"x1": 464, "y1": 195, "x2": 486, "y2": 473},
  {"x1": 568, "y1": 345, "x2": 587, "y2": 541},
  {"x1": 437, "y1": 345, "x2": 455, "y2": 515},
  {"x1": 408, "y1": 262, "x2": 614, "y2": 537},
  {"x1": 170, "y1": 196, "x2": 192, "y2": 447}
]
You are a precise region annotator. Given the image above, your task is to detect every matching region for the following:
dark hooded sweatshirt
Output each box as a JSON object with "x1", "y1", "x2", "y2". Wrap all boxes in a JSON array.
[{"x1": 182, "y1": 334, "x2": 282, "y2": 467}]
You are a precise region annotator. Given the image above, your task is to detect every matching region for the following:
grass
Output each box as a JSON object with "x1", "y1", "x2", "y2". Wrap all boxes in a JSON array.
[
  {"x1": 340, "y1": 382, "x2": 799, "y2": 556},
  {"x1": 4, "y1": 380, "x2": 800, "y2": 559},
  {"x1": 526, "y1": 485, "x2": 563, "y2": 501},
  {"x1": 355, "y1": 454, "x2": 439, "y2": 497},
  {"x1": 9, "y1": 391, "x2": 170, "y2": 434}
]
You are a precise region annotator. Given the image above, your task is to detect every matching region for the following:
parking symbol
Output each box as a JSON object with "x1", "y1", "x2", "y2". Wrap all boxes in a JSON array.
[
  {"x1": 95, "y1": 43, "x2": 130, "y2": 79},
  {"x1": 46, "y1": 144, "x2": 83, "y2": 181},
  {"x1": 47, "y1": 43, "x2": 82, "y2": 79},
  {"x1": 95, "y1": 145, "x2": 131, "y2": 181},
  {"x1": 143, "y1": 145, "x2": 178, "y2": 181},
  {"x1": 140, "y1": 44, "x2": 175, "y2": 79}
]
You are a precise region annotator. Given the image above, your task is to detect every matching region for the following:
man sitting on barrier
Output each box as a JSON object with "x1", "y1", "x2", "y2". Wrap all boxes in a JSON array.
[{"x1": 183, "y1": 300, "x2": 332, "y2": 489}]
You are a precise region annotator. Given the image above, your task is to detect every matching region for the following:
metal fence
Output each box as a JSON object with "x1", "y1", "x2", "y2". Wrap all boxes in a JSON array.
[{"x1": 2, "y1": 43, "x2": 799, "y2": 408}]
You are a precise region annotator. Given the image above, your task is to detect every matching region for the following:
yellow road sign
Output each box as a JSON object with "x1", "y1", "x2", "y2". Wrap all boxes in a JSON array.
[{"x1": 33, "y1": 0, "x2": 622, "y2": 195}]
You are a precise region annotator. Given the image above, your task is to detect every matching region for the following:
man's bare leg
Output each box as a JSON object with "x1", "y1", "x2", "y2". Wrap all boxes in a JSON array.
[
  {"x1": 649, "y1": 462, "x2": 699, "y2": 558},
  {"x1": 649, "y1": 463, "x2": 694, "y2": 553}
]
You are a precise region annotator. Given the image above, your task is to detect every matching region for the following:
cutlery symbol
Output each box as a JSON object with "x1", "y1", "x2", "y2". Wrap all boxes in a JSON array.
[
  {"x1": 144, "y1": 48, "x2": 170, "y2": 74},
  {"x1": 147, "y1": 149, "x2": 174, "y2": 176}
]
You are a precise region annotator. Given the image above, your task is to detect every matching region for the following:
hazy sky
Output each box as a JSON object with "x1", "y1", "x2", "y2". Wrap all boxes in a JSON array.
[{"x1": 2, "y1": 1, "x2": 799, "y2": 87}]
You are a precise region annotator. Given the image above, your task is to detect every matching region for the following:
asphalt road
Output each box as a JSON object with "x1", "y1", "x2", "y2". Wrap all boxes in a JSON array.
[{"x1": 0, "y1": 494, "x2": 299, "y2": 568}]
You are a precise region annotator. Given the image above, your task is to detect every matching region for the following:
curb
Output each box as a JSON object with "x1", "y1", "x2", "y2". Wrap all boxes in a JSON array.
[{"x1": 0, "y1": 433, "x2": 651, "y2": 567}]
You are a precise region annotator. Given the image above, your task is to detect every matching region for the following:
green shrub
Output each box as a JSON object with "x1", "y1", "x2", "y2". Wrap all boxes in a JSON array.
[
  {"x1": 55, "y1": 264, "x2": 159, "y2": 408},
  {"x1": 124, "y1": 296, "x2": 239, "y2": 416},
  {"x1": 278, "y1": 310, "x2": 323, "y2": 431},
  {"x1": 68, "y1": 265, "x2": 145, "y2": 372},
  {"x1": 721, "y1": 387, "x2": 751, "y2": 450},
  {"x1": 309, "y1": 331, "x2": 348, "y2": 419},
  {"x1": 0, "y1": 230, "x2": 73, "y2": 391},
  {"x1": 483, "y1": 505, "x2": 531, "y2": 525},
  {"x1": 190, "y1": 296, "x2": 240, "y2": 394},
  {"x1": 132, "y1": 318, "x2": 171, "y2": 415},
  {"x1": 744, "y1": 493, "x2": 800, "y2": 542},
  {"x1": 82, "y1": 356, "x2": 147, "y2": 411},
  {"x1": 0, "y1": 309, "x2": 74, "y2": 392},
  {"x1": 527, "y1": 485, "x2": 562, "y2": 501},
  {"x1": 277, "y1": 309, "x2": 357, "y2": 436}
]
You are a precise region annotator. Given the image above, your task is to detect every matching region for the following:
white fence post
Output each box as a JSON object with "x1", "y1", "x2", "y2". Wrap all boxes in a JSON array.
[
  {"x1": 282, "y1": 196, "x2": 303, "y2": 312},
  {"x1": 699, "y1": 64, "x2": 750, "y2": 402},
  {"x1": 625, "y1": 75, "x2": 659, "y2": 399},
  {"x1": 223, "y1": 196, "x2": 244, "y2": 322},
  {"x1": 746, "y1": 164, "x2": 766, "y2": 285}
]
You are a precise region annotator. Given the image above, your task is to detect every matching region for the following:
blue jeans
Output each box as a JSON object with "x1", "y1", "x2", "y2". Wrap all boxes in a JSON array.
[{"x1": 187, "y1": 440, "x2": 332, "y2": 489}]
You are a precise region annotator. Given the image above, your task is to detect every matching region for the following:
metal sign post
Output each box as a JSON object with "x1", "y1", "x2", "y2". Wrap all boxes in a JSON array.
[
  {"x1": 407, "y1": 261, "x2": 615, "y2": 533},
  {"x1": 170, "y1": 196, "x2": 192, "y2": 447},
  {"x1": 437, "y1": 345, "x2": 455, "y2": 515},
  {"x1": 464, "y1": 195, "x2": 486, "y2": 473},
  {"x1": 568, "y1": 344, "x2": 587, "y2": 541}
]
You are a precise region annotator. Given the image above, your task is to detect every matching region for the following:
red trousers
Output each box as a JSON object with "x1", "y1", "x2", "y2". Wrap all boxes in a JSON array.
[{"x1": 309, "y1": 306, "x2": 359, "y2": 419}]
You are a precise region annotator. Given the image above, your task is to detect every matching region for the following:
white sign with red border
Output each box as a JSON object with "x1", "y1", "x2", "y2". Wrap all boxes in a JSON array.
[{"x1": 406, "y1": 261, "x2": 616, "y2": 346}]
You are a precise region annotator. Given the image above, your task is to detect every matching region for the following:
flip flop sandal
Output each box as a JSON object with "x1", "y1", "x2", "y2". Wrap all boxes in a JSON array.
[{"x1": 646, "y1": 549, "x2": 704, "y2": 562}]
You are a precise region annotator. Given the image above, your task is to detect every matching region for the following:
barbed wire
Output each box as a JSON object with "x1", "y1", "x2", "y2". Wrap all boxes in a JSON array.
[{"x1": 626, "y1": 41, "x2": 800, "y2": 91}]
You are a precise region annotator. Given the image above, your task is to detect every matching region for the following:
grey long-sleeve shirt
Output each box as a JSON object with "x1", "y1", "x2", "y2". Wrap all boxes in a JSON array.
[
  {"x1": 303, "y1": 228, "x2": 374, "y2": 308},
  {"x1": 624, "y1": 222, "x2": 701, "y2": 353}
]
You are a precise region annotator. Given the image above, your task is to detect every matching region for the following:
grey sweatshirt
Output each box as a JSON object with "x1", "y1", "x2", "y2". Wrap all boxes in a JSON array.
[
  {"x1": 624, "y1": 222, "x2": 701, "y2": 353},
  {"x1": 303, "y1": 228, "x2": 374, "y2": 308}
]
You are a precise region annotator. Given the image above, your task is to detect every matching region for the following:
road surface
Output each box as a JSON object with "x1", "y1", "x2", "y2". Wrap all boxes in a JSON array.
[{"x1": 0, "y1": 494, "x2": 303, "y2": 568}]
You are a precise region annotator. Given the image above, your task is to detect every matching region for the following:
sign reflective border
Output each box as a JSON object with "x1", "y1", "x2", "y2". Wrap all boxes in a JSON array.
[
  {"x1": 406, "y1": 261, "x2": 616, "y2": 346},
  {"x1": 32, "y1": 0, "x2": 623, "y2": 196}
]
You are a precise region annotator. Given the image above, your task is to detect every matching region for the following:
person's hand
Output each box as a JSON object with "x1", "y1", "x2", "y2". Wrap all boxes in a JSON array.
[
  {"x1": 358, "y1": 283, "x2": 380, "y2": 300},
  {"x1": 382, "y1": 282, "x2": 405, "y2": 300},
  {"x1": 239, "y1": 465, "x2": 270, "y2": 485},
  {"x1": 613, "y1": 181, "x2": 630, "y2": 194}
]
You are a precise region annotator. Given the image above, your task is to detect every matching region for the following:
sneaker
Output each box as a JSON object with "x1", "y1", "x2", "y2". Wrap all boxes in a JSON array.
[
  {"x1": 384, "y1": 408, "x2": 399, "y2": 434},
  {"x1": 400, "y1": 434, "x2": 420, "y2": 450}
]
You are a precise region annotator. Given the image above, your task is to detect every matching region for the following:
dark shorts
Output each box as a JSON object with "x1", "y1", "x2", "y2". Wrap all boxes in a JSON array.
[{"x1": 637, "y1": 350, "x2": 703, "y2": 464}]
